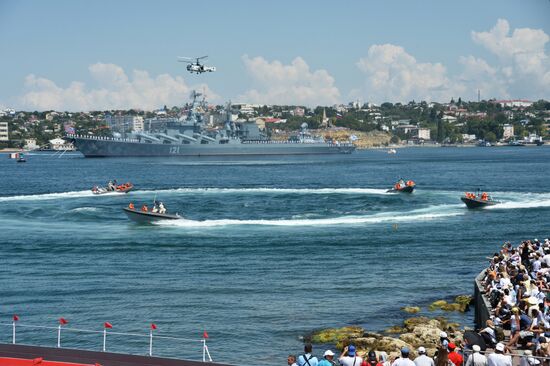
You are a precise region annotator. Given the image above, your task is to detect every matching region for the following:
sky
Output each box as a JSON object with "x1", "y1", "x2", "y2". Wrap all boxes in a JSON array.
[{"x1": 0, "y1": 0, "x2": 549, "y2": 111}]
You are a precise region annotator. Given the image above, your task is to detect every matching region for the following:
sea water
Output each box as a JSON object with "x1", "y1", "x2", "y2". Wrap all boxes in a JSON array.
[{"x1": 1, "y1": 147, "x2": 549, "y2": 365}]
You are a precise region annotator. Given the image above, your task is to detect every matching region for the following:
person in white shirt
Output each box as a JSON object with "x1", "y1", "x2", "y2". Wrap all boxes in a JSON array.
[
  {"x1": 413, "y1": 347, "x2": 434, "y2": 366},
  {"x1": 338, "y1": 345, "x2": 363, "y2": 366},
  {"x1": 487, "y1": 343, "x2": 512, "y2": 366},
  {"x1": 391, "y1": 347, "x2": 415, "y2": 366},
  {"x1": 465, "y1": 345, "x2": 487, "y2": 366},
  {"x1": 519, "y1": 350, "x2": 539, "y2": 366}
]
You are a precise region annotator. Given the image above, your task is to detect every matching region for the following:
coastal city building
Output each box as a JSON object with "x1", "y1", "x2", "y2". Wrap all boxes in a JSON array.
[
  {"x1": 416, "y1": 128, "x2": 431, "y2": 141},
  {"x1": 132, "y1": 116, "x2": 144, "y2": 132},
  {"x1": 502, "y1": 124, "x2": 515, "y2": 140},
  {"x1": 105, "y1": 115, "x2": 144, "y2": 133},
  {"x1": 0, "y1": 122, "x2": 9, "y2": 141},
  {"x1": 24, "y1": 138, "x2": 39, "y2": 150},
  {"x1": 293, "y1": 107, "x2": 305, "y2": 117},
  {"x1": 495, "y1": 99, "x2": 533, "y2": 108},
  {"x1": 462, "y1": 134, "x2": 477, "y2": 142},
  {"x1": 232, "y1": 103, "x2": 257, "y2": 116}
]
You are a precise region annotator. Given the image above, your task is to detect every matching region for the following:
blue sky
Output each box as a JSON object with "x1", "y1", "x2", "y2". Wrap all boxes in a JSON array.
[{"x1": 0, "y1": 0, "x2": 549, "y2": 110}]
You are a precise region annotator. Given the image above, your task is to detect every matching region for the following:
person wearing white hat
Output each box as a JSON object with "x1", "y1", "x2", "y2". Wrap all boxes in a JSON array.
[
  {"x1": 465, "y1": 345, "x2": 487, "y2": 366},
  {"x1": 519, "y1": 351, "x2": 541, "y2": 366},
  {"x1": 318, "y1": 350, "x2": 335, "y2": 366},
  {"x1": 487, "y1": 343, "x2": 511, "y2": 366},
  {"x1": 440, "y1": 332, "x2": 449, "y2": 348},
  {"x1": 413, "y1": 346, "x2": 434, "y2": 366}
]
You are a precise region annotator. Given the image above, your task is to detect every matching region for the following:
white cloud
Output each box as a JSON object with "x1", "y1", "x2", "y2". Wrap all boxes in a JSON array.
[
  {"x1": 19, "y1": 63, "x2": 217, "y2": 111},
  {"x1": 471, "y1": 19, "x2": 549, "y2": 60},
  {"x1": 355, "y1": 44, "x2": 461, "y2": 103},
  {"x1": 354, "y1": 19, "x2": 550, "y2": 103},
  {"x1": 457, "y1": 55, "x2": 508, "y2": 99},
  {"x1": 239, "y1": 55, "x2": 340, "y2": 106},
  {"x1": 471, "y1": 18, "x2": 550, "y2": 98}
]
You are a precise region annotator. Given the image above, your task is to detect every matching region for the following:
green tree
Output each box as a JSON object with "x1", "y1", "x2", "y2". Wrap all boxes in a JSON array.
[{"x1": 485, "y1": 131, "x2": 497, "y2": 142}]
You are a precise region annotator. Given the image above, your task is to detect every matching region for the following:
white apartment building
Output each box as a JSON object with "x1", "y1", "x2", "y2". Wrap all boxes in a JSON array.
[
  {"x1": 416, "y1": 128, "x2": 431, "y2": 140},
  {"x1": 132, "y1": 116, "x2": 144, "y2": 132},
  {"x1": 503, "y1": 124, "x2": 515, "y2": 140},
  {"x1": 105, "y1": 115, "x2": 144, "y2": 132},
  {"x1": 24, "y1": 138, "x2": 39, "y2": 150},
  {"x1": 0, "y1": 122, "x2": 8, "y2": 141}
]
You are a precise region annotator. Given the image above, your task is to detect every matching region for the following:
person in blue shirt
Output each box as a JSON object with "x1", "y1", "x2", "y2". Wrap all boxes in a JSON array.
[
  {"x1": 318, "y1": 350, "x2": 336, "y2": 366},
  {"x1": 298, "y1": 344, "x2": 319, "y2": 366}
]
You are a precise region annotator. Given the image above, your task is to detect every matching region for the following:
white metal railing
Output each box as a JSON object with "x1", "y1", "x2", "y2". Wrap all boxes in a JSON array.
[
  {"x1": 65, "y1": 134, "x2": 139, "y2": 143},
  {"x1": 1, "y1": 317, "x2": 212, "y2": 362}
]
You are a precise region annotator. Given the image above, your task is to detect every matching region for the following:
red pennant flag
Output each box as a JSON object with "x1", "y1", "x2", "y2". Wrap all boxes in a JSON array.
[
  {"x1": 203, "y1": 330, "x2": 209, "y2": 339},
  {"x1": 13, "y1": 315, "x2": 19, "y2": 322},
  {"x1": 59, "y1": 318, "x2": 68, "y2": 325},
  {"x1": 151, "y1": 323, "x2": 157, "y2": 330},
  {"x1": 103, "y1": 322, "x2": 113, "y2": 329}
]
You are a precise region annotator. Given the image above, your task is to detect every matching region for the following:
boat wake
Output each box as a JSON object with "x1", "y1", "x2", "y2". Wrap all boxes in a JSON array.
[
  {"x1": 156, "y1": 204, "x2": 463, "y2": 228},
  {"x1": 140, "y1": 187, "x2": 391, "y2": 196},
  {"x1": 71, "y1": 207, "x2": 101, "y2": 213},
  {"x1": 487, "y1": 193, "x2": 550, "y2": 210},
  {"x1": 0, "y1": 190, "x2": 94, "y2": 202}
]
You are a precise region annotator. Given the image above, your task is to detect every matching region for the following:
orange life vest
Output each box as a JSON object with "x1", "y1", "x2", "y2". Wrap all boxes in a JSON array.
[
  {"x1": 141, "y1": 205, "x2": 148, "y2": 212},
  {"x1": 128, "y1": 203, "x2": 134, "y2": 209}
]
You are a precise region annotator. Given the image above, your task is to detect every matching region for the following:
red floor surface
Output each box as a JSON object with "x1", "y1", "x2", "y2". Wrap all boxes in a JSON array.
[{"x1": 0, "y1": 357, "x2": 96, "y2": 366}]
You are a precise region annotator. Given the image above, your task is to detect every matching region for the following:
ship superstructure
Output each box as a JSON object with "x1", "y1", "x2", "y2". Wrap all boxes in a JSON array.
[{"x1": 66, "y1": 91, "x2": 355, "y2": 157}]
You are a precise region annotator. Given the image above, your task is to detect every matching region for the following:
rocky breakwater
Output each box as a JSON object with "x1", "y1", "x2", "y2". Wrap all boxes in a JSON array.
[{"x1": 308, "y1": 295, "x2": 472, "y2": 359}]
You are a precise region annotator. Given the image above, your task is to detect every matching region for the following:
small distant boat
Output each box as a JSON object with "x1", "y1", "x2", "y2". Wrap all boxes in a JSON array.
[
  {"x1": 387, "y1": 148, "x2": 397, "y2": 154},
  {"x1": 92, "y1": 182, "x2": 134, "y2": 195},
  {"x1": 387, "y1": 179, "x2": 416, "y2": 193},
  {"x1": 461, "y1": 191, "x2": 499, "y2": 209},
  {"x1": 477, "y1": 141, "x2": 492, "y2": 147},
  {"x1": 508, "y1": 140, "x2": 526, "y2": 147},
  {"x1": 9, "y1": 152, "x2": 26, "y2": 162},
  {"x1": 123, "y1": 207, "x2": 180, "y2": 223}
]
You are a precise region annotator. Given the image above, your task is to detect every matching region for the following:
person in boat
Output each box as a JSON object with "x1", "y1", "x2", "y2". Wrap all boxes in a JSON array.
[
  {"x1": 481, "y1": 192, "x2": 488, "y2": 201},
  {"x1": 151, "y1": 201, "x2": 159, "y2": 213},
  {"x1": 141, "y1": 204, "x2": 148, "y2": 212},
  {"x1": 107, "y1": 180, "x2": 115, "y2": 191},
  {"x1": 159, "y1": 202, "x2": 166, "y2": 214},
  {"x1": 393, "y1": 179, "x2": 405, "y2": 190},
  {"x1": 406, "y1": 180, "x2": 415, "y2": 187},
  {"x1": 92, "y1": 185, "x2": 99, "y2": 193},
  {"x1": 128, "y1": 202, "x2": 135, "y2": 209}
]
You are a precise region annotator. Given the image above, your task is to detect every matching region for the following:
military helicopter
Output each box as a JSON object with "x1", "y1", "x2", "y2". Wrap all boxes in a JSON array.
[{"x1": 177, "y1": 56, "x2": 216, "y2": 74}]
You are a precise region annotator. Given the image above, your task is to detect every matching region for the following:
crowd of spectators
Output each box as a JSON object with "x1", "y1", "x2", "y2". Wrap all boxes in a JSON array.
[
  {"x1": 288, "y1": 341, "x2": 495, "y2": 366},
  {"x1": 287, "y1": 238, "x2": 550, "y2": 366},
  {"x1": 481, "y1": 237, "x2": 550, "y2": 360}
]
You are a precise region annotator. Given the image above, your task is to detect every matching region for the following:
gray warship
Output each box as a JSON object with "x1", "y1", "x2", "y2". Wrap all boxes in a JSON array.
[{"x1": 65, "y1": 92, "x2": 355, "y2": 157}]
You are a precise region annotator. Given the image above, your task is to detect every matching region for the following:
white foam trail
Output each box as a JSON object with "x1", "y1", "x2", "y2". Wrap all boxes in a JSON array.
[
  {"x1": 0, "y1": 189, "x2": 135, "y2": 202},
  {"x1": 156, "y1": 205, "x2": 463, "y2": 228},
  {"x1": 140, "y1": 187, "x2": 391, "y2": 195},
  {"x1": 0, "y1": 190, "x2": 94, "y2": 202},
  {"x1": 71, "y1": 207, "x2": 100, "y2": 212},
  {"x1": 487, "y1": 199, "x2": 550, "y2": 210}
]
